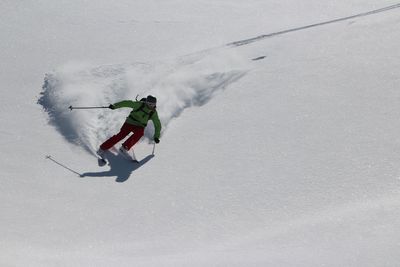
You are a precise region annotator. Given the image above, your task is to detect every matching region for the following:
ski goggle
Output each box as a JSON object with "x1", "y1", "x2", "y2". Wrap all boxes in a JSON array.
[{"x1": 146, "y1": 101, "x2": 156, "y2": 108}]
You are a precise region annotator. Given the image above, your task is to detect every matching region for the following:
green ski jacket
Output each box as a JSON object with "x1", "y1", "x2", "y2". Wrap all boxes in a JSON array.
[{"x1": 112, "y1": 100, "x2": 161, "y2": 139}]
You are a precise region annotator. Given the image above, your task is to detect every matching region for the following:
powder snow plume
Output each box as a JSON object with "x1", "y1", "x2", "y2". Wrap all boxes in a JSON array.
[{"x1": 38, "y1": 49, "x2": 249, "y2": 154}]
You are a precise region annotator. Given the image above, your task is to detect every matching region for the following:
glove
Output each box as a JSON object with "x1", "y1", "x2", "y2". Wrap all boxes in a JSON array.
[
  {"x1": 154, "y1": 138, "x2": 160, "y2": 144},
  {"x1": 108, "y1": 104, "x2": 116, "y2": 110}
]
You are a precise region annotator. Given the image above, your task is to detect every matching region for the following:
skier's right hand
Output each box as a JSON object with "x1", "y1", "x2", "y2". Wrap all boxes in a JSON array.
[{"x1": 108, "y1": 104, "x2": 116, "y2": 110}]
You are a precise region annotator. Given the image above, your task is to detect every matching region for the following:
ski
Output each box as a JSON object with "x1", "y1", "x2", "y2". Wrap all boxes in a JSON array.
[
  {"x1": 97, "y1": 157, "x2": 107, "y2": 166},
  {"x1": 96, "y1": 149, "x2": 108, "y2": 166},
  {"x1": 118, "y1": 147, "x2": 139, "y2": 163}
]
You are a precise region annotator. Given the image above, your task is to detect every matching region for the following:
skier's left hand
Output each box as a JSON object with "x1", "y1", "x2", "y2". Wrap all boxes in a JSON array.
[{"x1": 154, "y1": 138, "x2": 160, "y2": 144}]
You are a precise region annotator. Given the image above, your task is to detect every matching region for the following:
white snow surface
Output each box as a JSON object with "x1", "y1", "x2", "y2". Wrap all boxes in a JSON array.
[{"x1": 2, "y1": 1, "x2": 400, "y2": 266}]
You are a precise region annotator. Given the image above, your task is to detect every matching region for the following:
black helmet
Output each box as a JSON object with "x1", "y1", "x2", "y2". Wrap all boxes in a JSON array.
[{"x1": 146, "y1": 95, "x2": 156, "y2": 103}]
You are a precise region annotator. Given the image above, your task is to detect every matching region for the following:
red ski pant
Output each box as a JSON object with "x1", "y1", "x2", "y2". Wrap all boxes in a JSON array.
[{"x1": 100, "y1": 122, "x2": 144, "y2": 150}]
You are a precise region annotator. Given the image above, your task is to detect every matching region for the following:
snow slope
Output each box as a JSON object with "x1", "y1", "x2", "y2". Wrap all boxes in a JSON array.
[{"x1": 2, "y1": 1, "x2": 400, "y2": 266}]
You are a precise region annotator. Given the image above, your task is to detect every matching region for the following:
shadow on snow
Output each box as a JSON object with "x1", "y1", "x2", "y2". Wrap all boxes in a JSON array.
[
  {"x1": 81, "y1": 153, "x2": 154, "y2": 183},
  {"x1": 47, "y1": 153, "x2": 154, "y2": 183}
]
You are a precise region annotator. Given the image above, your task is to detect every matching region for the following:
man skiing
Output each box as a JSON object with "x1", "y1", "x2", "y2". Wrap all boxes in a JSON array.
[{"x1": 97, "y1": 95, "x2": 161, "y2": 161}]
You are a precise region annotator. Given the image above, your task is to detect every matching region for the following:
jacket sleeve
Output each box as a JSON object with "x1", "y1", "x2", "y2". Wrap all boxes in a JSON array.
[
  {"x1": 112, "y1": 100, "x2": 137, "y2": 109},
  {"x1": 151, "y1": 112, "x2": 162, "y2": 139}
]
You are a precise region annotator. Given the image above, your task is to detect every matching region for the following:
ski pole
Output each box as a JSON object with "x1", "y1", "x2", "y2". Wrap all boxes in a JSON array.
[
  {"x1": 152, "y1": 143, "x2": 156, "y2": 155},
  {"x1": 69, "y1": 105, "x2": 109, "y2": 110}
]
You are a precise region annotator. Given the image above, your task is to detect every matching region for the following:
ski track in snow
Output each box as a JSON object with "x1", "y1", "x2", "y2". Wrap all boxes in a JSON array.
[
  {"x1": 227, "y1": 3, "x2": 400, "y2": 47},
  {"x1": 38, "y1": 50, "x2": 249, "y2": 154}
]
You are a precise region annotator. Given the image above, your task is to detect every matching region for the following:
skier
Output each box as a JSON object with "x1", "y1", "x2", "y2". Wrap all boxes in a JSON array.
[{"x1": 97, "y1": 95, "x2": 161, "y2": 160}]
